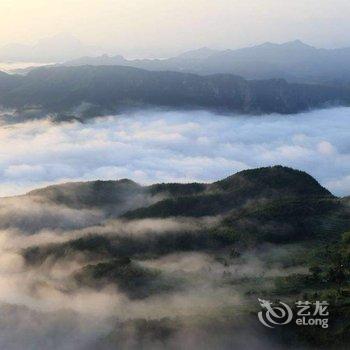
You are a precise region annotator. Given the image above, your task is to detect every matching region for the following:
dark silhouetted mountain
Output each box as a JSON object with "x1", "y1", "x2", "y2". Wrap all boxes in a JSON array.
[
  {"x1": 27, "y1": 179, "x2": 153, "y2": 216},
  {"x1": 122, "y1": 166, "x2": 334, "y2": 219},
  {"x1": 28, "y1": 179, "x2": 142, "y2": 209},
  {"x1": 212, "y1": 166, "x2": 331, "y2": 196},
  {"x1": 0, "y1": 71, "x2": 23, "y2": 95},
  {"x1": 27, "y1": 166, "x2": 333, "y2": 214},
  {"x1": 0, "y1": 65, "x2": 349, "y2": 120},
  {"x1": 22, "y1": 166, "x2": 350, "y2": 268}
]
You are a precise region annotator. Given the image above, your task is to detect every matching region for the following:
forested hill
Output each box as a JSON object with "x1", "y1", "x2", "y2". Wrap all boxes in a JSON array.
[
  {"x1": 1, "y1": 65, "x2": 350, "y2": 120},
  {"x1": 24, "y1": 166, "x2": 345, "y2": 243},
  {"x1": 4, "y1": 165, "x2": 350, "y2": 348}
]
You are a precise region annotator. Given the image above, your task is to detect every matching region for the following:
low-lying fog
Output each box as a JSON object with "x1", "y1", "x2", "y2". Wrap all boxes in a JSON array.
[
  {"x1": 0, "y1": 107, "x2": 346, "y2": 349},
  {"x1": 0, "y1": 107, "x2": 349, "y2": 196},
  {"x1": 0, "y1": 213, "x2": 301, "y2": 349}
]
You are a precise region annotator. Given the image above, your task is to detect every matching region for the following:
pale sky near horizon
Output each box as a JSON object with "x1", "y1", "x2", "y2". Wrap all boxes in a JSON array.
[{"x1": 1, "y1": 0, "x2": 350, "y2": 56}]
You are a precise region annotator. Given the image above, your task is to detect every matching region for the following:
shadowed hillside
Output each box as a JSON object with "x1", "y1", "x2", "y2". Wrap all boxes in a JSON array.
[
  {"x1": 1, "y1": 65, "x2": 350, "y2": 120},
  {"x1": 1, "y1": 165, "x2": 349, "y2": 349}
]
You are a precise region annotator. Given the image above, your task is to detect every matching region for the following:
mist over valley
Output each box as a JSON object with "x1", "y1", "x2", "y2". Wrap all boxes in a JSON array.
[{"x1": 1, "y1": 2, "x2": 350, "y2": 348}]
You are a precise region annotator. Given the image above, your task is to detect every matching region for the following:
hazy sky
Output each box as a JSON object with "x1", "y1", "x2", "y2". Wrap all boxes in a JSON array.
[{"x1": 1, "y1": 0, "x2": 350, "y2": 56}]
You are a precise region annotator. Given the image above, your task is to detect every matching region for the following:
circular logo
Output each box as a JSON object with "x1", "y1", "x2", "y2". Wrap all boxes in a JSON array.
[{"x1": 258, "y1": 298, "x2": 293, "y2": 328}]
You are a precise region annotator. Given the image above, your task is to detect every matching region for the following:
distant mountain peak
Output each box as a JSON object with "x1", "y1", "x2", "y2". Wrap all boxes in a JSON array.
[
  {"x1": 290, "y1": 39, "x2": 304, "y2": 44},
  {"x1": 256, "y1": 40, "x2": 315, "y2": 50},
  {"x1": 282, "y1": 39, "x2": 316, "y2": 49},
  {"x1": 177, "y1": 47, "x2": 218, "y2": 59}
]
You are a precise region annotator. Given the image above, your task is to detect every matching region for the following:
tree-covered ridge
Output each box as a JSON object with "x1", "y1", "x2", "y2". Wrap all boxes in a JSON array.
[
  {"x1": 3, "y1": 165, "x2": 349, "y2": 349},
  {"x1": 1, "y1": 65, "x2": 350, "y2": 120},
  {"x1": 22, "y1": 166, "x2": 349, "y2": 264}
]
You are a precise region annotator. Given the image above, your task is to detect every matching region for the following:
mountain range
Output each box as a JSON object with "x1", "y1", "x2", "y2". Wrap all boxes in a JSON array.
[
  {"x1": 1, "y1": 65, "x2": 349, "y2": 120},
  {"x1": 64, "y1": 40, "x2": 350, "y2": 84}
]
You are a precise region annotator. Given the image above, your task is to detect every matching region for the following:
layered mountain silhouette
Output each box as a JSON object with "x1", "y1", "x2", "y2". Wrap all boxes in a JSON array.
[
  {"x1": 1, "y1": 65, "x2": 349, "y2": 120},
  {"x1": 23, "y1": 166, "x2": 348, "y2": 247},
  {"x1": 64, "y1": 40, "x2": 350, "y2": 84},
  {"x1": 28, "y1": 166, "x2": 333, "y2": 211}
]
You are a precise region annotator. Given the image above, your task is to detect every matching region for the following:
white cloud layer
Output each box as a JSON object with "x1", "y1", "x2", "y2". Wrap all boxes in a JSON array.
[{"x1": 0, "y1": 107, "x2": 350, "y2": 197}]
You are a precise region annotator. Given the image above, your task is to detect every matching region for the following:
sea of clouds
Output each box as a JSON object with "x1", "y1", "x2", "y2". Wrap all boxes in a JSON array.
[{"x1": 0, "y1": 107, "x2": 349, "y2": 197}]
